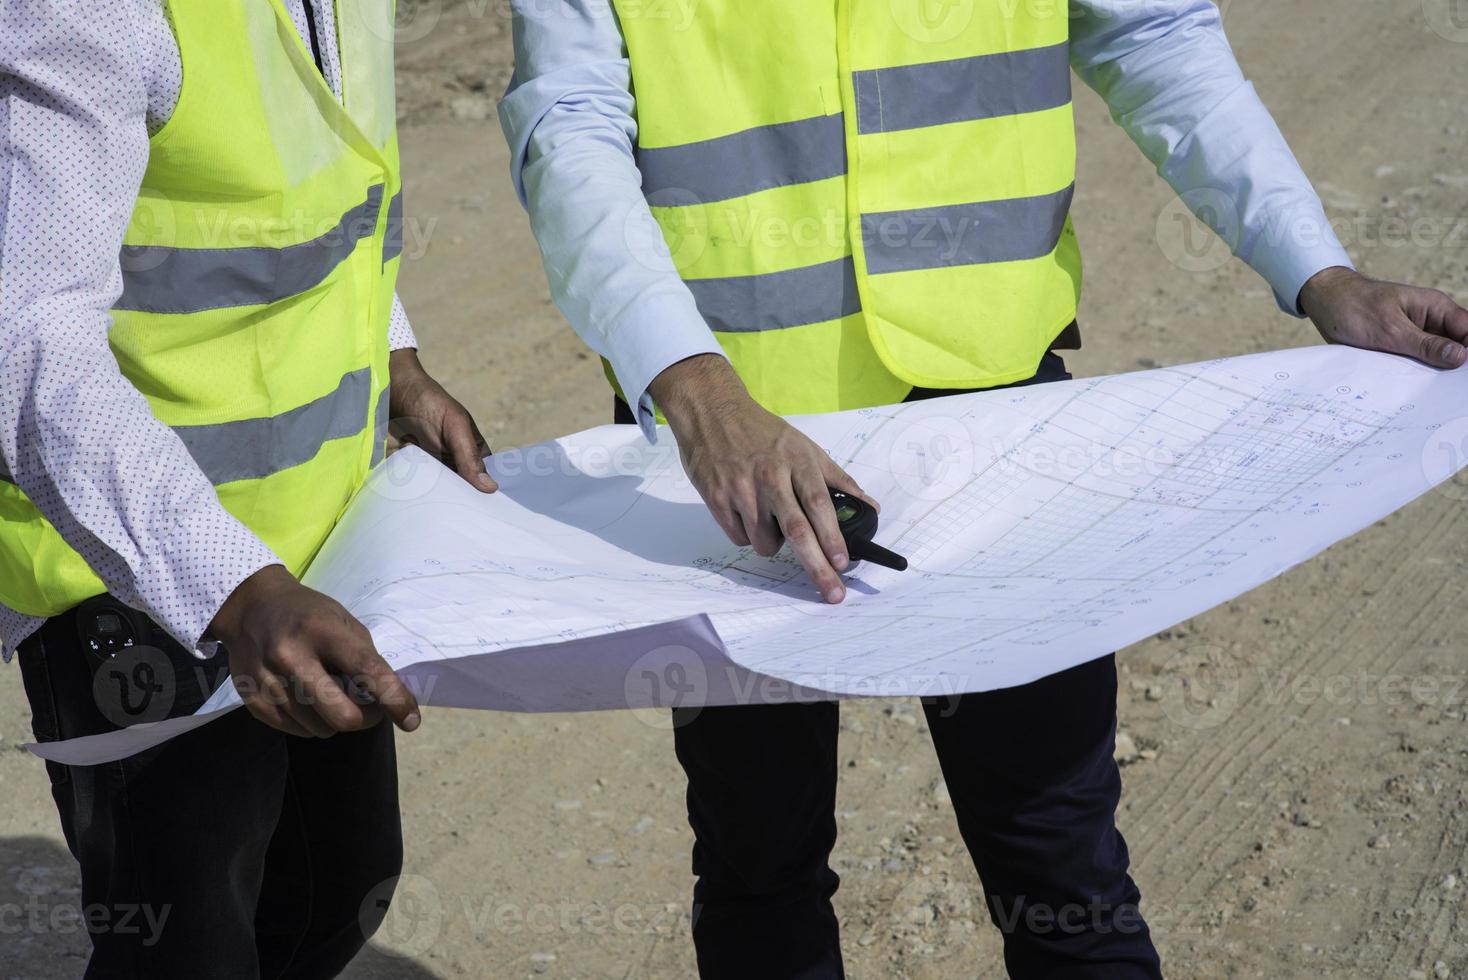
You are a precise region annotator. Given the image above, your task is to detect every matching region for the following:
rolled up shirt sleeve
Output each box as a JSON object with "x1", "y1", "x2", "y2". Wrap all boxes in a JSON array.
[
  {"x1": 1069, "y1": 0, "x2": 1354, "y2": 315},
  {"x1": 0, "y1": 4, "x2": 280, "y2": 658},
  {"x1": 497, "y1": 0, "x2": 724, "y2": 442}
]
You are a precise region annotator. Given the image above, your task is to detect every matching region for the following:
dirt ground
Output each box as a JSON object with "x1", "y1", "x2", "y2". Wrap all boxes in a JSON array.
[{"x1": 3, "y1": 2, "x2": 1467, "y2": 977}]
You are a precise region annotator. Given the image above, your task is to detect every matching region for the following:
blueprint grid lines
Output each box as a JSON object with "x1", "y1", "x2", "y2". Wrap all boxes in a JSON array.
[{"x1": 725, "y1": 356, "x2": 1415, "y2": 684}]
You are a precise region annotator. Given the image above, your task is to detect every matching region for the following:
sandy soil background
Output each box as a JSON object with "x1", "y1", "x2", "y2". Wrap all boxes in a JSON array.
[{"x1": 3, "y1": 2, "x2": 1467, "y2": 977}]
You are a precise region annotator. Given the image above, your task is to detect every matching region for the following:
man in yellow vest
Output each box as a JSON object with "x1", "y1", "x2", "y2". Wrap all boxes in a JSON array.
[
  {"x1": 500, "y1": 0, "x2": 1468, "y2": 976},
  {"x1": 2, "y1": 2, "x2": 494, "y2": 976}
]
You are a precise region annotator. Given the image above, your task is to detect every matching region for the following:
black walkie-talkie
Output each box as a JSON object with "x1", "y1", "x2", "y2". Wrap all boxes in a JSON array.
[{"x1": 829, "y1": 489, "x2": 908, "y2": 571}]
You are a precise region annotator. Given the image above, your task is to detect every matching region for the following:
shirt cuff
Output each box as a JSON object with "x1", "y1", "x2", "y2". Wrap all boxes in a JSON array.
[
  {"x1": 1245, "y1": 209, "x2": 1356, "y2": 317},
  {"x1": 149, "y1": 505, "x2": 283, "y2": 658},
  {"x1": 389, "y1": 293, "x2": 419, "y2": 350},
  {"x1": 604, "y1": 285, "x2": 727, "y2": 444}
]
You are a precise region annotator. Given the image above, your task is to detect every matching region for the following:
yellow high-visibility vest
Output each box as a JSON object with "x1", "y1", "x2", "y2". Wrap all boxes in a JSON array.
[
  {"x1": 0, "y1": 0, "x2": 402, "y2": 617},
  {"x1": 611, "y1": 0, "x2": 1082, "y2": 415}
]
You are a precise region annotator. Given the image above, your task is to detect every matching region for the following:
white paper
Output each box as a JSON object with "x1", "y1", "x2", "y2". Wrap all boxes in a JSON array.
[{"x1": 31, "y1": 346, "x2": 1468, "y2": 764}]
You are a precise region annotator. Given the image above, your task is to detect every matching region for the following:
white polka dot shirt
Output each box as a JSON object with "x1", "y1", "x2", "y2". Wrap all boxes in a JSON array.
[{"x1": 0, "y1": 0, "x2": 417, "y2": 660}]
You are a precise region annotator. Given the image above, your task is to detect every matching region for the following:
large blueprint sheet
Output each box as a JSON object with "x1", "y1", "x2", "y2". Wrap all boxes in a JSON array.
[{"x1": 32, "y1": 346, "x2": 1468, "y2": 763}]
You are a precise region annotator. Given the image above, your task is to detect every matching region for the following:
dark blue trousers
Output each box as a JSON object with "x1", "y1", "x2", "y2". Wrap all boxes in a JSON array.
[
  {"x1": 619, "y1": 353, "x2": 1163, "y2": 979},
  {"x1": 672, "y1": 657, "x2": 1160, "y2": 979}
]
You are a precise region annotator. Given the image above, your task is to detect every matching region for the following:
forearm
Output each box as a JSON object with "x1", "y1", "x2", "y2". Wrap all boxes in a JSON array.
[
  {"x1": 1070, "y1": 0, "x2": 1353, "y2": 313},
  {"x1": 498, "y1": 1, "x2": 724, "y2": 440},
  {"x1": 647, "y1": 353, "x2": 749, "y2": 430}
]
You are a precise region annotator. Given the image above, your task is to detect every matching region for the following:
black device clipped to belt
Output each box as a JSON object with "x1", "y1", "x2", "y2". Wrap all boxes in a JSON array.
[
  {"x1": 68, "y1": 596, "x2": 169, "y2": 668},
  {"x1": 829, "y1": 489, "x2": 908, "y2": 572}
]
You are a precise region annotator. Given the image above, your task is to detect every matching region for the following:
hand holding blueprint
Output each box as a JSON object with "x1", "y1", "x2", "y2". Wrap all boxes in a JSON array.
[{"x1": 33, "y1": 345, "x2": 1468, "y2": 763}]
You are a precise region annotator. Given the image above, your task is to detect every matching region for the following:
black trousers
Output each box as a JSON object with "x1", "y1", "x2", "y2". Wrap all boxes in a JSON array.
[
  {"x1": 17, "y1": 600, "x2": 403, "y2": 980},
  {"x1": 617, "y1": 354, "x2": 1163, "y2": 979}
]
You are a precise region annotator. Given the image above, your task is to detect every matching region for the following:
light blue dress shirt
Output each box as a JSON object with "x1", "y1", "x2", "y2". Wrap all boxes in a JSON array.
[{"x1": 498, "y1": 0, "x2": 1354, "y2": 442}]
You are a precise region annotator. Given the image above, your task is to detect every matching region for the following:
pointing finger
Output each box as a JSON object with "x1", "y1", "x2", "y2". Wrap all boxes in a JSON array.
[
  {"x1": 767, "y1": 479, "x2": 844, "y2": 603},
  {"x1": 793, "y1": 462, "x2": 849, "y2": 572}
]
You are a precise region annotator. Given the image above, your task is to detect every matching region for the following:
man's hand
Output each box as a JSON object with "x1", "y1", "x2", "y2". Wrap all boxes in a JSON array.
[
  {"x1": 1300, "y1": 266, "x2": 1468, "y2": 369},
  {"x1": 388, "y1": 348, "x2": 497, "y2": 492},
  {"x1": 209, "y1": 565, "x2": 422, "y2": 737},
  {"x1": 651, "y1": 354, "x2": 875, "y2": 604}
]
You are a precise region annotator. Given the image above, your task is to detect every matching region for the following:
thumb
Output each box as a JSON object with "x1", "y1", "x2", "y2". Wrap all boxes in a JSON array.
[
  {"x1": 1415, "y1": 288, "x2": 1468, "y2": 346},
  {"x1": 1386, "y1": 313, "x2": 1468, "y2": 369},
  {"x1": 819, "y1": 454, "x2": 879, "y2": 513},
  {"x1": 445, "y1": 412, "x2": 498, "y2": 493}
]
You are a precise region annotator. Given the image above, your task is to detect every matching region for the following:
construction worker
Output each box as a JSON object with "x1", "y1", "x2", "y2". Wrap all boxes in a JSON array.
[
  {"x1": 1, "y1": 1, "x2": 493, "y2": 976},
  {"x1": 499, "y1": 0, "x2": 1468, "y2": 976}
]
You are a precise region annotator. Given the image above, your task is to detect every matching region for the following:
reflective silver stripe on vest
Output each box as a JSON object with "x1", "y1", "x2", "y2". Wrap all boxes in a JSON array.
[
  {"x1": 116, "y1": 186, "x2": 386, "y2": 314},
  {"x1": 370, "y1": 385, "x2": 391, "y2": 466},
  {"x1": 638, "y1": 114, "x2": 846, "y2": 205},
  {"x1": 852, "y1": 42, "x2": 1072, "y2": 135},
  {"x1": 382, "y1": 191, "x2": 404, "y2": 265},
  {"x1": 861, "y1": 183, "x2": 1074, "y2": 275},
  {"x1": 0, "y1": 371, "x2": 376, "y2": 490},
  {"x1": 173, "y1": 368, "x2": 375, "y2": 485},
  {"x1": 687, "y1": 256, "x2": 861, "y2": 333}
]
